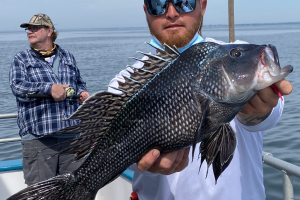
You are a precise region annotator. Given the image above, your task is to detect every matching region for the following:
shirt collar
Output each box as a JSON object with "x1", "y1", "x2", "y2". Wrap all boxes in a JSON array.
[{"x1": 149, "y1": 34, "x2": 204, "y2": 53}]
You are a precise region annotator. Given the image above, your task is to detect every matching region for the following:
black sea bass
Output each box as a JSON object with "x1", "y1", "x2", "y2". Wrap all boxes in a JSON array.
[{"x1": 8, "y1": 42, "x2": 293, "y2": 200}]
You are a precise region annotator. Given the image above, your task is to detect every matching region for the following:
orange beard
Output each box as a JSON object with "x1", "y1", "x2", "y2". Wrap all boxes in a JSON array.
[{"x1": 147, "y1": 14, "x2": 203, "y2": 48}]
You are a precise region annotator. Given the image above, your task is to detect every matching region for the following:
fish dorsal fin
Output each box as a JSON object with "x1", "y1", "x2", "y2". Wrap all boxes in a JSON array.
[
  {"x1": 52, "y1": 91, "x2": 129, "y2": 162},
  {"x1": 199, "y1": 123, "x2": 237, "y2": 183},
  {"x1": 52, "y1": 44, "x2": 180, "y2": 162},
  {"x1": 118, "y1": 43, "x2": 180, "y2": 92}
]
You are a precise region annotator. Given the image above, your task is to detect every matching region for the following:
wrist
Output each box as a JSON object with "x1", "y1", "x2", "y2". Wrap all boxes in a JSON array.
[
  {"x1": 44, "y1": 83, "x2": 53, "y2": 95},
  {"x1": 237, "y1": 110, "x2": 272, "y2": 126}
]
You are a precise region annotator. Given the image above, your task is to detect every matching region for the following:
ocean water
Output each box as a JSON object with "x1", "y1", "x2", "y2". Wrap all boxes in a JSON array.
[{"x1": 0, "y1": 23, "x2": 299, "y2": 199}]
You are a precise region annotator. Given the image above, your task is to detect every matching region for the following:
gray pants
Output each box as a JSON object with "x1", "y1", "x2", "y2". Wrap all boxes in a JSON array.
[{"x1": 21, "y1": 137, "x2": 84, "y2": 185}]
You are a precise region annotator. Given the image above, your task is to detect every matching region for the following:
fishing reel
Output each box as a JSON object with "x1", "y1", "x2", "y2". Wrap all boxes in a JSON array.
[{"x1": 65, "y1": 87, "x2": 79, "y2": 105}]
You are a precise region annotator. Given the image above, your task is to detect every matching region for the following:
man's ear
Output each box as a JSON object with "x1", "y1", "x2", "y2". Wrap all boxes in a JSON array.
[
  {"x1": 143, "y1": 4, "x2": 147, "y2": 15},
  {"x1": 47, "y1": 28, "x2": 53, "y2": 37},
  {"x1": 201, "y1": 0, "x2": 207, "y2": 15}
]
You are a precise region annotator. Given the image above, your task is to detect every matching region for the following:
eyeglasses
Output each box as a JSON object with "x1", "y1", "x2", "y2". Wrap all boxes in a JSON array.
[
  {"x1": 144, "y1": 0, "x2": 196, "y2": 16},
  {"x1": 25, "y1": 26, "x2": 45, "y2": 33}
]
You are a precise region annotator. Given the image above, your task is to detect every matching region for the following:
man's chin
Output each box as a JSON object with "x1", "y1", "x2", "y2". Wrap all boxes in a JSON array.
[
  {"x1": 28, "y1": 38, "x2": 36, "y2": 43},
  {"x1": 29, "y1": 40, "x2": 38, "y2": 48},
  {"x1": 156, "y1": 31, "x2": 195, "y2": 49}
]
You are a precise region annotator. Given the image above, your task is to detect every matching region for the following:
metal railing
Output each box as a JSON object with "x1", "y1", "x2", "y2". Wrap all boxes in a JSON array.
[
  {"x1": 0, "y1": 113, "x2": 17, "y2": 119},
  {"x1": 262, "y1": 151, "x2": 300, "y2": 200},
  {"x1": 0, "y1": 113, "x2": 20, "y2": 143},
  {"x1": 1, "y1": 113, "x2": 300, "y2": 199}
]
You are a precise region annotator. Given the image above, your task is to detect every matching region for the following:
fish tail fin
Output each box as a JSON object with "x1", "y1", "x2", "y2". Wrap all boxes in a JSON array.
[
  {"x1": 7, "y1": 173, "x2": 93, "y2": 200},
  {"x1": 199, "y1": 123, "x2": 237, "y2": 183}
]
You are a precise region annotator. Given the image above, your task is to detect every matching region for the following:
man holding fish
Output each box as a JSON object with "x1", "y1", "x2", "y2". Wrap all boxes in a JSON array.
[{"x1": 109, "y1": 0, "x2": 293, "y2": 199}]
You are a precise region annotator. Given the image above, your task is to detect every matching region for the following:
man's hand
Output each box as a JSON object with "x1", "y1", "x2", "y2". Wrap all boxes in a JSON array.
[
  {"x1": 237, "y1": 79, "x2": 293, "y2": 126},
  {"x1": 50, "y1": 84, "x2": 69, "y2": 101},
  {"x1": 78, "y1": 91, "x2": 90, "y2": 104},
  {"x1": 137, "y1": 147, "x2": 190, "y2": 175}
]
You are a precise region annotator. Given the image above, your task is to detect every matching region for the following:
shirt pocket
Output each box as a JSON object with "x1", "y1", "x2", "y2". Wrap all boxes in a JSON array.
[
  {"x1": 22, "y1": 147, "x2": 38, "y2": 158},
  {"x1": 26, "y1": 62, "x2": 56, "y2": 83}
]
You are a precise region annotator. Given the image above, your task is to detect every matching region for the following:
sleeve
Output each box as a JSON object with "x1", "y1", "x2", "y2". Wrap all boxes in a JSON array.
[
  {"x1": 71, "y1": 54, "x2": 88, "y2": 96},
  {"x1": 9, "y1": 56, "x2": 53, "y2": 102},
  {"x1": 204, "y1": 37, "x2": 249, "y2": 45},
  {"x1": 237, "y1": 98, "x2": 284, "y2": 132},
  {"x1": 128, "y1": 163, "x2": 160, "y2": 177},
  {"x1": 108, "y1": 56, "x2": 147, "y2": 93}
]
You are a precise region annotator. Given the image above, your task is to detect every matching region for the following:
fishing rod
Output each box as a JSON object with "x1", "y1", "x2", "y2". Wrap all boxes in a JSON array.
[
  {"x1": 19, "y1": 94, "x2": 81, "y2": 99},
  {"x1": 18, "y1": 87, "x2": 81, "y2": 105}
]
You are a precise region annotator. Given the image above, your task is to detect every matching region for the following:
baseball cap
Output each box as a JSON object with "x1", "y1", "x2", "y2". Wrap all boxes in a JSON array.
[{"x1": 20, "y1": 13, "x2": 54, "y2": 29}]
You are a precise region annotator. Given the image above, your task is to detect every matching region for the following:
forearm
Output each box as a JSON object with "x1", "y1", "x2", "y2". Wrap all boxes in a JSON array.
[
  {"x1": 236, "y1": 109, "x2": 272, "y2": 126},
  {"x1": 10, "y1": 80, "x2": 52, "y2": 95},
  {"x1": 237, "y1": 98, "x2": 284, "y2": 132}
]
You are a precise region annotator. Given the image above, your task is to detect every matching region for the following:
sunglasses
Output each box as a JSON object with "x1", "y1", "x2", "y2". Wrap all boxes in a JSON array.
[
  {"x1": 25, "y1": 26, "x2": 46, "y2": 33},
  {"x1": 144, "y1": 0, "x2": 196, "y2": 16}
]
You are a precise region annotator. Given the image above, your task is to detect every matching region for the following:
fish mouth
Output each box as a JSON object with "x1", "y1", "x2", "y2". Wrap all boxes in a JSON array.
[
  {"x1": 260, "y1": 44, "x2": 281, "y2": 76},
  {"x1": 256, "y1": 45, "x2": 293, "y2": 90}
]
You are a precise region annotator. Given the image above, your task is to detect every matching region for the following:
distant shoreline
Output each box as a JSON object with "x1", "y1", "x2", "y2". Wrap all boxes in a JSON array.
[
  {"x1": 1, "y1": 22, "x2": 300, "y2": 33},
  {"x1": 203, "y1": 21, "x2": 300, "y2": 27}
]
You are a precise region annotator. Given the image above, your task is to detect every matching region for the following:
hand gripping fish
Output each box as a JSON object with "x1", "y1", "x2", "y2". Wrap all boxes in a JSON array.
[{"x1": 8, "y1": 42, "x2": 293, "y2": 200}]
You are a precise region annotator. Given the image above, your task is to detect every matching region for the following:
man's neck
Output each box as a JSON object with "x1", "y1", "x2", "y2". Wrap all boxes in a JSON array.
[
  {"x1": 31, "y1": 41, "x2": 54, "y2": 51},
  {"x1": 150, "y1": 33, "x2": 204, "y2": 53}
]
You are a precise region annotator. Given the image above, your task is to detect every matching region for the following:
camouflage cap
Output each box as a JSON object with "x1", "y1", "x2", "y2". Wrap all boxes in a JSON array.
[{"x1": 20, "y1": 13, "x2": 54, "y2": 29}]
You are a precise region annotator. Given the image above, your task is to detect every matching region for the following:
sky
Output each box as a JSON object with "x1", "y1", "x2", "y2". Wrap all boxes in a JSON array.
[{"x1": 0, "y1": 0, "x2": 299, "y2": 31}]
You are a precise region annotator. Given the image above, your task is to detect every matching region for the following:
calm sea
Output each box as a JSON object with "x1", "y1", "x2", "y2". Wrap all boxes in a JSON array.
[{"x1": 0, "y1": 23, "x2": 299, "y2": 200}]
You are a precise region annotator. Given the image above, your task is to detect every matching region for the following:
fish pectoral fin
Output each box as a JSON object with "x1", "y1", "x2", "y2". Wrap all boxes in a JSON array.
[
  {"x1": 191, "y1": 97, "x2": 210, "y2": 162},
  {"x1": 199, "y1": 123, "x2": 237, "y2": 183}
]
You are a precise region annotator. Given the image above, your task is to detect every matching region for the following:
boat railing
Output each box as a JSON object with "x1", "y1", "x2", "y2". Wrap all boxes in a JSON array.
[{"x1": 1, "y1": 113, "x2": 300, "y2": 199}]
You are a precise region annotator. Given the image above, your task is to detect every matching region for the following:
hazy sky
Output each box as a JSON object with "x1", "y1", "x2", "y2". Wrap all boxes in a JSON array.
[{"x1": 0, "y1": 0, "x2": 299, "y2": 31}]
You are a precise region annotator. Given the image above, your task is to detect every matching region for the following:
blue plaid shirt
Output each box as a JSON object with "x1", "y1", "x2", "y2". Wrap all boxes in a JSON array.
[{"x1": 9, "y1": 44, "x2": 87, "y2": 138}]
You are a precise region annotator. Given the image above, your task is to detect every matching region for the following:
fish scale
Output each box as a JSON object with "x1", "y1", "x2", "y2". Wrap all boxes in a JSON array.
[{"x1": 7, "y1": 42, "x2": 293, "y2": 200}]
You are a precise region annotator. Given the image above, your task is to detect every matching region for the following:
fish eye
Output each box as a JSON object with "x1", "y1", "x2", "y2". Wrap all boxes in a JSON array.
[{"x1": 230, "y1": 49, "x2": 243, "y2": 58}]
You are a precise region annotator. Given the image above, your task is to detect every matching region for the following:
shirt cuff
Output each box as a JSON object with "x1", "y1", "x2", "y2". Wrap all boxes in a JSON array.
[
  {"x1": 77, "y1": 88, "x2": 87, "y2": 96},
  {"x1": 128, "y1": 163, "x2": 160, "y2": 177},
  {"x1": 42, "y1": 83, "x2": 53, "y2": 95}
]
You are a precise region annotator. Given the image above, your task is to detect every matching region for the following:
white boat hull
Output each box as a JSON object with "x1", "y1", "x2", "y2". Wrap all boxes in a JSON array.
[{"x1": 0, "y1": 165, "x2": 133, "y2": 200}]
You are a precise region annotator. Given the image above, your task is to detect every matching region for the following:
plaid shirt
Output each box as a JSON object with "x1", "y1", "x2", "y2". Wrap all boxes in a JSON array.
[{"x1": 9, "y1": 45, "x2": 87, "y2": 137}]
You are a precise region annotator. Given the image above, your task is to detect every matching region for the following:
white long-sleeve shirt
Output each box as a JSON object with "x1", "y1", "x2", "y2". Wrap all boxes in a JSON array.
[{"x1": 108, "y1": 36, "x2": 283, "y2": 200}]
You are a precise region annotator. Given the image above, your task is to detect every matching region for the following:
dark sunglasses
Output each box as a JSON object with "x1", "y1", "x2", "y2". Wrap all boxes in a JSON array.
[
  {"x1": 144, "y1": 0, "x2": 196, "y2": 16},
  {"x1": 25, "y1": 26, "x2": 45, "y2": 33}
]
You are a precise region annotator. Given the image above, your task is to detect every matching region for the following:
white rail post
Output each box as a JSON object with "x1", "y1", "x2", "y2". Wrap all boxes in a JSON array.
[
  {"x1": 228, "y1": 0, "x2": 235, "y2": 43},
  {"x1": 282, "y1": 170, "x2": 294, "y2": 200}
]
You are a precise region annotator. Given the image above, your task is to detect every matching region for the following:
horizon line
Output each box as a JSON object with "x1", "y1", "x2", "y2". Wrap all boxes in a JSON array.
[{"x1": 1, "y1": 21, "x2": 299, "y2": 32}]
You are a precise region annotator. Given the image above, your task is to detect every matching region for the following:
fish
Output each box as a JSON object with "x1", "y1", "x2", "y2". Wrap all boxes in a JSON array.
[{"x1": 7, "y1": 42, "x2": 293, "y2": 200}]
